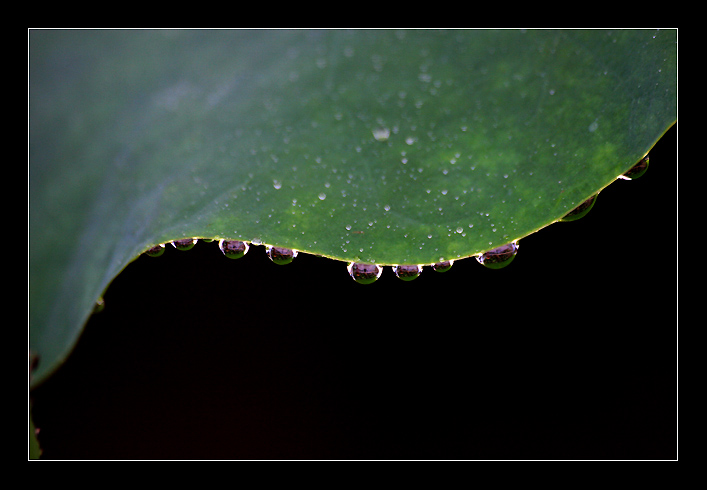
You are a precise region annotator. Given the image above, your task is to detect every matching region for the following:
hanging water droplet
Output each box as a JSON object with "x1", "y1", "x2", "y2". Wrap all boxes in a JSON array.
[
  {"x1": 372, "y1": 127, "x2": 390, "y2": 142},
  {"x1": 219, "y1": 239, "x2": 249, "y2": 259},
  {"x1": 561, "y1": 193, "x2": 598, "y2": 222},
  {"x1": 393, "y1": 264, "x2": 423, "y2": 281},
  {"x1": 93, "y1": 297, "x2": 105, "y2": 313},
  {"x1": 266, "y1": 246, "x2": 298, "y2": 265},
  {"x1": 171, "y1": 238, "x2": 198, "y2": 251},
  {"x1": 144, "y1": 243, "x2": 165, "y2": 257},
  {"x1": 476, "y1": 242, "x2": 518, "y2": 269},
  {"x1": 618, "y1": 154, "x2": 649, "y2": 180},
  {"x1": 347, "y1": 262, "x2": 382, "y2": 284},
  {"x1": 432, "y1": 260, "x2": 453, "y2": 273}
]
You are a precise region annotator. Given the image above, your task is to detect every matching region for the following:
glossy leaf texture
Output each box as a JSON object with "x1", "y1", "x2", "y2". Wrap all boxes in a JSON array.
[{"x1": 29, "y1": 29, "x2": 676, "y2": 388}]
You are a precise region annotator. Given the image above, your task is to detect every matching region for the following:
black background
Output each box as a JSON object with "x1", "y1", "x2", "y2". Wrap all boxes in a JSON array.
[{"x1": 31, "y1": 125, "x2": 677, "y2": 460}]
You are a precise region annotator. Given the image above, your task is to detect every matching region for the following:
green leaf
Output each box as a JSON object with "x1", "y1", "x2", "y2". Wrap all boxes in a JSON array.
[{"x1": 29, "y1": 29, "x2": 676, "y2": 388}]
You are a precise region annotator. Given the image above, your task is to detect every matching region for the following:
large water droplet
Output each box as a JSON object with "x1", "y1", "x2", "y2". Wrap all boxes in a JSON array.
[
  {"x1": 619, "y1": 155, "x2": 649, "y2": 180},
  {"x1": 171, "y1": 238, "x2": 198, "y2": 251},
  {"x1": 561, "y1": 193, "x2": 598, "y2": 222},
  {"x1": 144, "y1": 243, "x2": 165, "y2": 257},
  {"x1": 347, "y1": 262, "x2": 382, "y2": 284},
  {"x1": 476, "y1": 242, "x2": 518, "y2": 269},
  {"x1": 266, "y1": 246, "x2": 298, "y2": 265},
  {"x1": 432, "y1": 260, "x2": 453, "y2": 273},
  {"x1": 219, "y1": 239, "x2": 249, "y2": 259},
  {"x1": 393, "y1": 264, "x2": 423, "y2": 281}
]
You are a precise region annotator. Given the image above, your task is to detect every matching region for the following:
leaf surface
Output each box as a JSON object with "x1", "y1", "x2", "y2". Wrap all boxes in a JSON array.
[{"x1": 29, "y1": 29, "x2": 676, "y2": 387}]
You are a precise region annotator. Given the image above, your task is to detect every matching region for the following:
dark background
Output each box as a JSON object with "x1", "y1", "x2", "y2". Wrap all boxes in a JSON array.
[{"x1": 31, "y1": 125, "x2": 677, "y2": 460}]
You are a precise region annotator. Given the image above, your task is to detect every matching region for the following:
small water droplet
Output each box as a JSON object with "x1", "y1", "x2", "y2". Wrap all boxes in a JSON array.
[
  {"x1": 405, "y1": 137, "x2": 415, "y2": 145},
  {"x1": 393, "y1": 264, "x2": 423, "y2": 281},
  {"x1": 476, "y1": 242, "x2": 518, "y2": 269},
  {"x1": 456, "y1": 227, "x2": 463, "y2": 234},
  {"x1": 318, "y1": 192, "x2": 327, "y2": 200},
  {"x1": 432, "y1": 260, "x2": 453, "y2": 273},
  {"x1": 93, "y1": 297, "x2": 105, "y2": 314},
  {"x1": 219, "y1": 239, "x2": 249, "y2": 259},
  {"x1": 618, "y1": 155, "x2": 649, "y2": 180},
  {"x1": 266, "y1": 246, "x2": 298, "y2": 265},
  {"x1": 372, "y1": 127, "x2": 390, "y2": 142},
  {"x1": 347, "y1": 262, "x2": 382, "y2": 284},
  {"x1": 273, "y1": 180, "x2": 282, "y2": 190},
  {"x1": 144, "y1": 243, "x2": 165, "y2": 257},
  {"x1": 251, "y1": 237, "x2": 263, "y2": 246},
  {"x1": 561, "y1": 194, "x2": 598, "y2": 222},
  {"x1": 171, "y1": 238, "x2": 198, "y2": 251}
]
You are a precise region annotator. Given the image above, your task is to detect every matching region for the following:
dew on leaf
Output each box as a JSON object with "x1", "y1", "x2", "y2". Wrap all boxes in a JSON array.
[
  {"x1": 393, "y1": 264, "x2": 423, "y2": 281},
  {"x1": 266, "y1": 245, "x2": 298, "y2": 265},
  {"x1": 561, "y1": 193, "x2": 598, "y2": 222},
  {"x1": 144, "y1": 243, "x2": 165, "y2": 257},
  {"x1": 347, "y1": 262, "x2": 382, "y2": 284},
  {"x1": 171, "y1": 238, "x2": 198, "y2": 251},
  {"x1": 476, "y1": 242, "x2": 518, "y2": 269},
  {"x1": 432, "y1": 260, "x2": 453, "y2": 273},
  {"x1": 93, "y1": 297, "x2": 105, "y2": 314},
  {"x1": 219, "y1": 239, "x2": 249, "y2": 259},
  {"x1": 372, "y1": 127, "x2": 390, "y2": 142},
  {"x1": 618, "y1": 154, "x2": 649, "y2": 180}
]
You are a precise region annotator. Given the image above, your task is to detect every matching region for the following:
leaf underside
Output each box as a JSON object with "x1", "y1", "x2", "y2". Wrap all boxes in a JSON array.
[{"x1": 29, "y1": 29, "x2": 676, "y2": 388}]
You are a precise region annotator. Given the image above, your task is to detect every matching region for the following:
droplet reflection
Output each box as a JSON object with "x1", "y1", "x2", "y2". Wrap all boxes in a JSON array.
[
  {"x1": 347, "y1": 262, "x2": 383, "y2": 284},
  {"x1": 266, "y1": 246, "x2": 298, "y2": 265},
  {"x1": 144, "y1": 244, "x2": 165, "y2": 257},
  {"x1": 171, "y1": 238, "x2": 198, "y2": 251},
  {"x1": 393, "y1": 264, "x2": 423, "y2": 281},
  {"x1": 477, "y1": 242, "x2": 519, "y2": 269},
  {"x1": 219, "y1": 239, "x2": 249, "y2": 259},
  {"x1": 619, "y1": 154, "x2": 649, "y2": 180},
  {"x1": 561, "y1": 194, "x2": 598, "y2": 222},
  {"x1": 432, "y1": 260, "x2": 453, "y2": 273}
]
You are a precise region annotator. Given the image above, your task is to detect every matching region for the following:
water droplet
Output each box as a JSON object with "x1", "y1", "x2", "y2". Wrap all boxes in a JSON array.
[
  {"x1": 561, "y1": 194, "x2": 598, "y2": 222},
  {"x1": 393, "y1": 264, "x2": 423, "y2": 281},
  {"x1": 347, "y1": 262, "x2": 383, "y2": 284},
  {"x1": 405, "y1": 137, "x2": 415, "y2": 145},
  {"x1": 144, "y1": 243, "x2": 165, "y2": 257},
  {"x1": 318, "y1": 192, "x2": 327, "y2": 200},
  {"x1": 456, "y1": 227, "x2": 464, "y2": 234},
  {"x1": 618, "y1": 155, "x2": 649, "y2": 180},
  {"x1": 273, "y1": 180, "x2": 282, "y2": 190},
  {"x1": 93, "y1": 297, "x2": 105, "y2": 314},
  {"x1": 432, "y1": 260, "x2": 453, "y2": 273},
  {"x1": 266, "y1": 246, "x2": 298, "y2": 265},
  {"x1": 219, "y1": 239, "x2": 249, "y2": 259},
  {"x1": 372, "y1": 127, "x2": 390, "y2": 142},
  {"x1": 171, "y1": 238, "x2": 197, "y2": 251},
  {"x1": 476, "y1": 242, "x2": 518, "y2": 269},
  {"x1": 251, "y1": 238, "x2": 263, "y2": 246}
]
